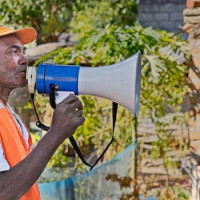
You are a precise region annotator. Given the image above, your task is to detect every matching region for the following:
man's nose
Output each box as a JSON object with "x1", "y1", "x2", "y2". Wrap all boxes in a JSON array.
[{"x1": 18, "y1": 53, "x2": 28, "y2": 66}]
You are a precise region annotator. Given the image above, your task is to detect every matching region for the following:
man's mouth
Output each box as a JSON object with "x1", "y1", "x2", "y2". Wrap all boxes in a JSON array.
[
  {"x1": 17, "y1": 65, "x2": 27, "y2": 73},
  {"x1": 21, "y1": 70, "x2": 26, "y2": 73},
  {"x1": 20, "y1": 70, "x2": 27, "y2": 78}
]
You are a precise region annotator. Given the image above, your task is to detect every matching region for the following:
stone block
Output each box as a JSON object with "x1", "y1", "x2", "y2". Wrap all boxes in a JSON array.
[
  {"x1": 190, "y1": 46, "x2": 200, "y2": 56},
  {"x1": 139, "y1": 4, "x2": 160, "y2": 12},
  {"x1": 142, "y1": 22, "x2": 159, "y2": 29},
  {"x1": 187, "y1": 0, "x2": 200, "y2": 9},
  {"x1": 170, "y1": 13, "x2": 183, "y2": 21},
  {"x1": 138, "y1": 1, "x2": 186, "y2": 31},
  {"x1": 188, "y1": 25, "x2": 200, "y2": 41},
  {"x1": 193, "y1": 56, "x2": 200, "y2": 67},
  {"x1": 190, "y1": 141, "x2": 200, "y2": 157},
  {"x1": 139, "y1": 0, "x2": 185, "y2": 4},
  {"x1": 190, "y1": 132, "x2": 200, "y2": 140},
  {"x1": 158, "y1": 21, "x2": 176, "y2": 31},
  {"x1": 184, "y1": 8, "x2": 200, "y2": 16},
  {"x1": 189, "y1": 77, "x2": 200, "y2": 90},
  {"x1": 155, "y1": 3, "x2": 185, "y2": 12},
  {"x1": 189, "y1": 68, "x2": 199, "y2": 79},
  {"x1": 138, "y1": 13, "x2": 154, "y2": 22},
  {"x1": 155, "y1": 0, "x2": 185, "y2": 4},
  {"x1": 184, "y1": 15, "x2": 200, "y2": 23},
  {"x1": 176, "y1": 4, "x2": 186, "y2": 12},
  {"x1": 158, "y1": 4, "x2": 178, "y2": 12},
  {"x1": 154, "y1": 13, "x2": 169, "y2": 21}
]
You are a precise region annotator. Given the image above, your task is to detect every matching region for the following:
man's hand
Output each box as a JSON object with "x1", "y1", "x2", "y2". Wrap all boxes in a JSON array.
[
  {"x1": 50, "y1": 95, "x2": 85, "y2": 142},
  {"x1": 0, "y1": 95, "x2": 85, "y2": 200}
]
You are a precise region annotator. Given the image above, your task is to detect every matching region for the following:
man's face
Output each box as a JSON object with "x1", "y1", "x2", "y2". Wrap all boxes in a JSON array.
[{"x1": 0, "y1": 34, "x2": 28, "y2": 90}]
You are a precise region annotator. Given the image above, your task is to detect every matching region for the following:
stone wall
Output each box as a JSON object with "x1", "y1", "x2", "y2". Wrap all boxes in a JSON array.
[
  {"x1": 183, "y1": 1, "x2": 200, "y2": 199},
  {"x1": 138, "y1": 0, "x2": 186, "y2": 32}
]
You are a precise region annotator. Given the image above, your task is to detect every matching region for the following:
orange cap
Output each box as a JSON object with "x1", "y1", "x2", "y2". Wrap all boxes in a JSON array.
[{"x1": 0, "y1": 27, "x2": 37, "y2": 44}]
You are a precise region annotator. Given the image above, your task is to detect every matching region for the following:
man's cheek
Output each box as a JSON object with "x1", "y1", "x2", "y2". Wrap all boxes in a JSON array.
[
  {"x1": 0, "y1": 58, "x2": 10, "y2": 69},
  {"x1": 13, "y1": 57, "x2": 19, "y2": 66},
  {"x1": 2, "y1": 55, "x2": 18, "y2": 70}
]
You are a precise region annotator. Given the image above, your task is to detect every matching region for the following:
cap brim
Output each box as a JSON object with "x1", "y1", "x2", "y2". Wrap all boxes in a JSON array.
[{"x1": 0, "y1": 27, "x2": 37, "y2": 45}]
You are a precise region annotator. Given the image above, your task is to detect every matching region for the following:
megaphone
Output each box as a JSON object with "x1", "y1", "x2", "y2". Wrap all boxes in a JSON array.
[
  {"x1": 26, "y1": 51, "x2": 141, "y2": 170},
  {"x1": 26, "y1": 51, "x2": 141, "y2": 116}
]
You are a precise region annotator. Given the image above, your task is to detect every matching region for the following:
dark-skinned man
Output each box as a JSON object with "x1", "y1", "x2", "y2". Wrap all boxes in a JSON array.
[{"x1": 0, "y1": 27, "x2": 85, "y2": 200}]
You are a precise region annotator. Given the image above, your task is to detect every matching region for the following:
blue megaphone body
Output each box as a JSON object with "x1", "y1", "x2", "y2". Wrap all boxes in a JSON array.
[{"x1": 37, "y1": 63, "x2": 80, "y2": 95}]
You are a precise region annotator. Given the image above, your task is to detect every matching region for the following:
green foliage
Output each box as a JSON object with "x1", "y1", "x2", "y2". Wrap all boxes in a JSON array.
[
  {"x1": 151, "y1": 120, "x2": 180, "y2": 171},
  {"x1": 157, "y1": 186, "x2": 189, "y2": 200},
  {"x1": 30, "y1": 131, "x2": 41, "y2": 145},
  {"x1": 0, "y1": 0, "x2": 137, "y2": 44},
  {"x1": 47, "y1": 140, "x2": 72, "y2": 168},
  {"x1": 71, "y1": 0, "x2": 137, "y2": 40},
  {"x1": 0, "y1": 0, "x2": 74, "y2": 43},
  {"x1": 36, "y1": 24, "x2": 190, "y2": 168},
  {"x1": 42, "y1": 24, "x2": 189, "y2": 119}
]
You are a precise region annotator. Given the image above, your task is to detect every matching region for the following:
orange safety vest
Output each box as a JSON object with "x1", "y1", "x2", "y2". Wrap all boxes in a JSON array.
[{"x1": 0, "y1": 100, "x2": 40, "y2": 200}]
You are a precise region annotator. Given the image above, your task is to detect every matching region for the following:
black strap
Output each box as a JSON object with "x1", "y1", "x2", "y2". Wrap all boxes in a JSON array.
[
  {"x1": 30, "y1": 84, "x2": 58, "y2": 131},
  {"x1": 69, "y1": 102, "x2": 117, "y2": 170},
  {"x1": 31, "y1": 84, "x2": 118, "y2": 170},
  {"x1": 30, "y1": 94, "x2": 49, "y2": 132},
  {"x1": 112, "y1": 102, "x2": 118, "y2": 130}
]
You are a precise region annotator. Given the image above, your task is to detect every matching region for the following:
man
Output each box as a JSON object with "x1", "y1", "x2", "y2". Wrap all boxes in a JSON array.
[{"x1": 0, "y1": 27, "x2": 85, "y2": 200}]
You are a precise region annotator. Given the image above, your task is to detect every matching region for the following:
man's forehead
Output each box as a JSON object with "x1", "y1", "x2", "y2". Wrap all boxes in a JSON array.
[{"x1": 0, "y1": 34, "x2": 23, "y2": 48}]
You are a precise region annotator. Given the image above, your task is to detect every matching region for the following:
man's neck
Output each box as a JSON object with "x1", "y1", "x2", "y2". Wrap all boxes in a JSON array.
[{"x1": 0, "y1": 85, "x2": 12, "y2": 105}]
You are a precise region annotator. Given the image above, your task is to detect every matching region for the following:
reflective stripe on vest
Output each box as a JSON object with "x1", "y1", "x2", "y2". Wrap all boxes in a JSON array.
[{"x1": 0, "y1": 100, "x2": 40, "y2": 200}]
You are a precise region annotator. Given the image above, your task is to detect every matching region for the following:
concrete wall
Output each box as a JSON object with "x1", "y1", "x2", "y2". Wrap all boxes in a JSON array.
[{"x1": 138, "y1": 0, "x2": 186, "y2": 32}]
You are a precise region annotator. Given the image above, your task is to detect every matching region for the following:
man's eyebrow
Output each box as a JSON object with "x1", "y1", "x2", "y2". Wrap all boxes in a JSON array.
[{"x1": 8, "y1": 44, "x2": 26, "y2": 51}]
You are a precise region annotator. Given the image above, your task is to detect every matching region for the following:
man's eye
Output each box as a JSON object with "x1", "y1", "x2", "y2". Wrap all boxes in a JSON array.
[{"x1": 12, "y1": 49, "x2": 19, "y2": 55}]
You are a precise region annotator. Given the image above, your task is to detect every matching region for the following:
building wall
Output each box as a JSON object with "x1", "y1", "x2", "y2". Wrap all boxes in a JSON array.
[{"x1": 138, "y1": 0, "x2": 186, "y2": 32}]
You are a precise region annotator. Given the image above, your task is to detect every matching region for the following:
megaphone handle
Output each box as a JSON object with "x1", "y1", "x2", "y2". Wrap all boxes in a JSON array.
[{"x1": 49, "y1": 84, "x2": 58, "y2": 109}]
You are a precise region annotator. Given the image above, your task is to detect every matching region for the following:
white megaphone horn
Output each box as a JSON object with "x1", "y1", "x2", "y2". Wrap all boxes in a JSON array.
[{"x1": 26, "y1": 51, "x2": 141, "y2": 116}]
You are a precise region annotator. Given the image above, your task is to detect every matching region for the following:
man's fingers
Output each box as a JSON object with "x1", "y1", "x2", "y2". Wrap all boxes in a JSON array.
[
  {"x1": 75, "y1": 116, "x2": 85, "y2": 126},
  {"x1": 70, "y1": 100, "x2": 83, "y2": 111},
  {"x1": 62, "y1": 95, "x2": 79, "y2": 104}
]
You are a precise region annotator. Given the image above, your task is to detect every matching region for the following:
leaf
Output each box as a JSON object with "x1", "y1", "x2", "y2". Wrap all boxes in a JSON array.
[{"x1": 144, "y1": 55, "x2": 166, "y2": 82}]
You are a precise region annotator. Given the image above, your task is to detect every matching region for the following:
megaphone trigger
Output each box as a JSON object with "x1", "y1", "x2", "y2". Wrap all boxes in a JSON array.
[{"x1": 55, "y1": 91, "x2": 75, "y2": 105}]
